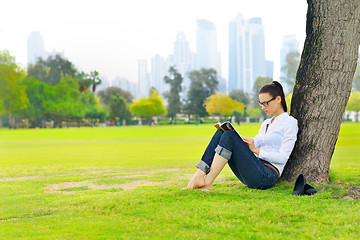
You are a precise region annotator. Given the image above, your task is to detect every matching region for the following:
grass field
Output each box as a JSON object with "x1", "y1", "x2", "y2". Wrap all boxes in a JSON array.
[{"x1": 0, "y1": 123, "x2": 359, "y2": 239}]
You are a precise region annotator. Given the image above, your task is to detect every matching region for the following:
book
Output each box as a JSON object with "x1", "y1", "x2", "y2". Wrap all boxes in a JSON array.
[{"x1": 214, "y1": 121, "x2": 243, "y2": 140}]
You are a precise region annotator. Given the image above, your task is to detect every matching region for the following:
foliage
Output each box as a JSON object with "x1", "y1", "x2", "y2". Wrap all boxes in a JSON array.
[
  {"x1": 252, "y1": 76, "x2": 273, "y2": 105},
  {"x1": 16, "y1": 77, "x2": 50, "y2": 127},
  {"x1": 16, "y1": 76, "x2": 105, "y2": 127},
  {"x1": 108, "y1": 95, "x2": 131, "y2": 121},
  {"x1": 0, "y1": 51, "x2": 29, "y2": 115},
  {"x1": 43, "y1": 76, "x2": 84, "y2": 127},
  {"x1": 246, "y1": 107, "x2": 262, "y2": 118},
  {"x1": 27, "y1": 54, "x2": 77, "y2": 85},
  {"x1": 353, "y1": 62, "x2": 360, "y2": 91},
  {"x1": 163, "y1": 66, "x2": 183, "y2": 123},
  {"x1": 78, "y1": 70, "x2": 102, "y2": 92},
  {"x1": 81, "y1": 91, "x2": 107, "y2": 124},
  {"x1": 346, "y1": 91, "x2": 360, "y2": 111},
  {"x1": 97, "y1": 86, "x2": 133, "y2": 104},
  {"x1": 97, "y1": 86, "x2": 133, "y2": 121},
  {"x1": 204, "y1": 93, "x2": 244, "y2": 116},
  {"x1": 229, "y1": 89, "x2": 250, "y2": 105},
  {"x1": 130, "y1": 88, "x2": 167, "y2": 123},
  {"x1": 184, "y1": 68, "x2": 218, "y2": 118},
  {"x1": 280, "y1": 51, "x2": 300, "y2": 93},
  {"x1": 252, "y1": 76, "x2": 272, "y2": 118},
  {"x1": 286, "y1": 93, "x2": 293, "y2": 114}
]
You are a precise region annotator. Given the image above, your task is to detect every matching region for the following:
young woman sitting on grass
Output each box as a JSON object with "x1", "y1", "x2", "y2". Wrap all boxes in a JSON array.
[{"x1": 182, "y1": 81, "x2": 298, "y2": 190}]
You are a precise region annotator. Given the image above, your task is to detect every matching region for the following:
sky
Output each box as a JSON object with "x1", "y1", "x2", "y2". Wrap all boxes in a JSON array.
[{"x1": 0, "y1": 0, "x2": 307, "y2": 84}]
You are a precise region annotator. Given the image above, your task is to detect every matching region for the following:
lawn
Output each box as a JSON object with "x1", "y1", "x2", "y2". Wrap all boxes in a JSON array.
[{"x1": 0, "y1": 123, "x2": 359, "y2": 239}]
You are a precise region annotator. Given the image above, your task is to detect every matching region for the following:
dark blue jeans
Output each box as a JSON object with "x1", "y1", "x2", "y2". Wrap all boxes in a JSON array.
[{"x1": 196, "y1": 129, "x2": 278, "y2": 190}]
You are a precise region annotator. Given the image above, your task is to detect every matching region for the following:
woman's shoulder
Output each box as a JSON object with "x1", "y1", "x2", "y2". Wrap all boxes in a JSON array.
[{"x1": 277, "y1": 113, "x2": 298, "y2": 129}]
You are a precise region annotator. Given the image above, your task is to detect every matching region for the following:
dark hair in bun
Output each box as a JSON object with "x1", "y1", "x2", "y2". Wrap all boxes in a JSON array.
[{"x1": 259, "y1": 81, "x2": 287, "y2": 112}]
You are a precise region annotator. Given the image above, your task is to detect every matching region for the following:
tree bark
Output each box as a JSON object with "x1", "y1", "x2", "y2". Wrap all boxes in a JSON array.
[{"x1": 281, "y1": 0, "x2": 360, "y2": 183}]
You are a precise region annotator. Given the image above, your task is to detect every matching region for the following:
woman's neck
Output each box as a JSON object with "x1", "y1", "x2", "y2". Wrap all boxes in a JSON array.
[{"x1": 272, "y1": 109, "x2": 285, "y2": 120}]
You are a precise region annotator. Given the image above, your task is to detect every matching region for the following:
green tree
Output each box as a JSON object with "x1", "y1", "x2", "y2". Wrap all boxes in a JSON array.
[
  {"x1": 163, "y1": 66, "x2": 183, "y2": 124},
  {"x1": 0, "y1": 51, "x2": 29, "y2": 127},
  {"x1": 43, "y1": 75, "x2": 84, "y2": 127},
  {"x1": 108, "y1": 95, "x2": 131, "y2": 122},
  {"x1": 184, "y1": 68, "x2": 218, "y2": 121},
  {"x1": 97, "y1": 86, "x2": 133, "y2": 122},
  {"x1": 229, "y1": 89, "x2": 250, "y2": 105},
  {"x1": 81, "y1": 90, "x2": 107, "y2": 127},
  {"x1": 280, "y1": 51, "x2": 300, "y2": 93},
  {"x1": 130, "y1": 88, "x2": 167, "y2": 125},
  {"x1": 246, "y1": 107, "x2": 261, "y2": 118},
  {"x1": 97, "y1": 86, "x2": 133, "y2": 104},
  {"x1": 78, "y1": 70, "x2": 102, "y2": 92},
  {"x1": 204, "y1": 93, "x2": 244, "y2": 116},
  {"x1": 17, "y1": 77, "x2": 50, "y2": 127},
  {"x1": 252, "y1": 76, "x2": 272, "y2": 118},
  {"x1": 28, "y1": 54, "x2": 77, "y2": 85},
  {"x1": 353, "y1": 62, "x2": 360, "y2": 91},
  {"x1": 346, "y1": 91, "x2": 360, "y2": 111}
]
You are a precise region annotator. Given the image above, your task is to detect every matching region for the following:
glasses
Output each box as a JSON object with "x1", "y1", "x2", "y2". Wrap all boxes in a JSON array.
[{"x1": 258, "y1": 96, "x2": 276, "y2": 107}]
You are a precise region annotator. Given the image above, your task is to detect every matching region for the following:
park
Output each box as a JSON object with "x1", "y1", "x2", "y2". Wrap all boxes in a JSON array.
[
  {"x1": 0, "y1": 123, "x2": 359, "y2": 239},
  {"x1": 1, "y1": 0, "x2": 360, "y2": 239}
]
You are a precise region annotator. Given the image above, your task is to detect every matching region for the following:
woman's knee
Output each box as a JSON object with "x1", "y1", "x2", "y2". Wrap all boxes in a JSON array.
[{"x1": 219, "y1": 130, "x2": 238, "y2": 146}]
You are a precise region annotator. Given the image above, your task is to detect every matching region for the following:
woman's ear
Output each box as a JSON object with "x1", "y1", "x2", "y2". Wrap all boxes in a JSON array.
[{"x1": 276, "y1": 96, "x2": 282, "y2": 103}]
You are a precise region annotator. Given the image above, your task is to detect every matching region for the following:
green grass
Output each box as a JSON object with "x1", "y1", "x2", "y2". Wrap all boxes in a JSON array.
[{"x1": 0, "y1": 123, "x2": 359, "y2": 239}]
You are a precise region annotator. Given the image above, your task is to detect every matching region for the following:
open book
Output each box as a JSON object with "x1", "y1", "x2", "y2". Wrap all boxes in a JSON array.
[{"x1": 214, "y1": 121, "x2": 243, "y2": 140}]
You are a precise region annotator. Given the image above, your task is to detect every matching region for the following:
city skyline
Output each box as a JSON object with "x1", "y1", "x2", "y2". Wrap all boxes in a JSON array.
[{"x1": 0, "y1": 0, "x2": 307, "y2": 86}]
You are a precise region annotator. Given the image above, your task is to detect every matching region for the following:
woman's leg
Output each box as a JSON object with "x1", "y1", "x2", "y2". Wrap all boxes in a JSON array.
[
  {"x1": 182, "y1": 129, "x2": 223, "y2": 190},
  {"x1": 203, "y1": 153, "x2": 228, "y2": 189},
  {"x1": 219, "y1": 131, "x2": 278, "y2": 189}
]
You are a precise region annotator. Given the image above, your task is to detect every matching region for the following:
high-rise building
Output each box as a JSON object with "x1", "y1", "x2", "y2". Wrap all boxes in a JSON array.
[
  {"x1": 196, "y1": 19, "x2": 225, "y2": 93},
  {"x1": 228, "y1": 14, "x2": 267, "y2": 94},
  {"x1": 112, "y1": 76, "x2": 137, "y2": 98},
  {"x1": 138, "y1": 59, "x2": 149, "y2": 98},
  {"x1": 196, "y1": 20, "x2": 221, "y2": 73},
  {"x1": 168, "y1": 32, "x2": 195, "y2": 92},
  {"x1": 27, "y1": 31, "x2": 47, "y2": 65},
  {"x1": 151, "y1": 54, "x2": 168, "y2": 95}
]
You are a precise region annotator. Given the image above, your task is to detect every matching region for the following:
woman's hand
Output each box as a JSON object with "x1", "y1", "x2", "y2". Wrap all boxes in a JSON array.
[{"x1": 243, "y1": 137, "x2": 260, "y2": 155}]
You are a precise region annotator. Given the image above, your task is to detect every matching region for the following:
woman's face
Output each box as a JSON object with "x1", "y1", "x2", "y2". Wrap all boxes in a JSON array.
[{"x1": 258, "y1": 93, "x2": 282, "y2": 116}]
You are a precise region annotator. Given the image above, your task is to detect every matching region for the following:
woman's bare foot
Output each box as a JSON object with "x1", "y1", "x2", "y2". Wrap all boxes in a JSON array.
[{"x1": 181, "y1": 169, "x2": 206, "y2": 190}]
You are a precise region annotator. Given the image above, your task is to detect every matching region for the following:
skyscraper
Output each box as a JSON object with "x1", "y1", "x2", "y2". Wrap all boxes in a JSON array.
[
  {"x1": 228, "y1": 14, "x2": 267, "y2": 94},
  {"x1": 138, "y1": 59, "x2": 149, "y2": 98},
  {"x1": 168, "y1": 32, "x2": 195, "y2": 92},
  {"x1": 151, "y1": 54, "x2": 168, "y2": 95},
  {"x1": 196, "y1": 19, "x2": 225, "y2": 92},
  {"x1": 27, "y1": 31, "x2": 47, "y2": 65},
  {"x1": 196, "y1": 19, "x2": 221, "y2": 73}
]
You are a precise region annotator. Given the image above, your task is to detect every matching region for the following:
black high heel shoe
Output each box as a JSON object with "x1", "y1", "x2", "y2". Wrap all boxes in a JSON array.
[
  {"x1": 292, "y1": 174, "x2": 317, "y2": 195},
  {"x1": 292, "y1": 174, "x2": 306, "y2": 195}
]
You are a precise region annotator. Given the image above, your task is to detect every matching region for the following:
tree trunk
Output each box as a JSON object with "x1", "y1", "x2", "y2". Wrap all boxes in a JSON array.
[{"x1": 281, "y1": 0, "x2": 360, "y2": 183}]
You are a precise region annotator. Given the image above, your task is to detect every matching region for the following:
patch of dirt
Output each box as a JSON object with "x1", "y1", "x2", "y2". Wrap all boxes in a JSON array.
[
  {"x1": 0, "y1": 168, "x2": 181, "y2": 182},
  {"x1": 0, "y1": 176, "x2": 41, "y2": 182},
  {"x1": 334, "y1": 180, "x2": 351, "y2": 187},
  {"x1": 0, "y1": 218, "x2": 21, "y2": 223},
  {"x1": 44, "y1": 180, "x2": 182, "y2": 194}
]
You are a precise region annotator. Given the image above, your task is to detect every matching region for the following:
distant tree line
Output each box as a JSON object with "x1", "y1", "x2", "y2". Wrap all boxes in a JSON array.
[{"x1": 2, "y1": 49, "x2": 359, "y2": 128}]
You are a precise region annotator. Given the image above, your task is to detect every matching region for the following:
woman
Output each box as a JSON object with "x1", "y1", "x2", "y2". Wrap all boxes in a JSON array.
[{"x1": 182, "y1": 81, "x2": 298, "y2": 190}]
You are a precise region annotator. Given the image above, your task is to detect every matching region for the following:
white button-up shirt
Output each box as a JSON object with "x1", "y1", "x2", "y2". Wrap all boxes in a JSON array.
[{"x1": 253, "y1": 112, "x2": 298, "y2": 176}]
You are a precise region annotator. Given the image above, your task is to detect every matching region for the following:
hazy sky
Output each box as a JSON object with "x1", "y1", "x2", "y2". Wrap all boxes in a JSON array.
[{"x1": 0, "y1": 0, "x2": 307, "y2": 84}]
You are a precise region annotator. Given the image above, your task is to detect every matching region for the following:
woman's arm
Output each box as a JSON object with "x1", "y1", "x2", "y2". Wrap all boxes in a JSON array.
[{"x1": 243, "y1": 137, "x2": 260, "y2": 155}]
